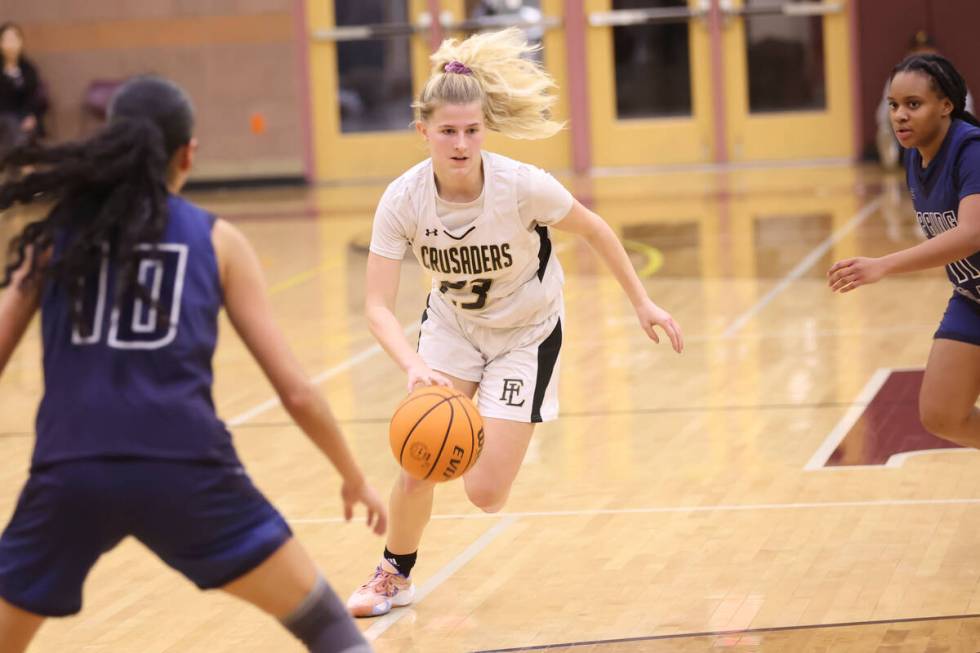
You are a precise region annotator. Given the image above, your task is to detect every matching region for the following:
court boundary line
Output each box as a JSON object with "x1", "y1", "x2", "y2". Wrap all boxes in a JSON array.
[
  {"x1": 599, "y1": 321, "x2": 939, "y2": 338},
  {"x1": 230, "y1": 399, "x2": 861, "y2": 428},
  {"x1": 886, "y1": 447, "x2": 974, "y2": 467},
  {"x1": 589, "y1": 156, "x2": 855, "y2": 177},
  {"x1": 803, "y1": 367, "x2": 893, "y2": 470},
  {"x1": 226, "y1": 322, "x2": 420, "y2": 427},
  {"x1": 0, "y1": 398, "x2": 889, "y2": 439},
  {"x1": 722, "y1": 195, "x2": 884, "y2": 338},
  {"x1": 802, "y1": 366, "x2": 966, "y2": 472},
  {"x1": 470, "y1": 611, "x2": 980, "y2": 652},
  {"x1": 363, "y1": 515, "x2": 519, "y2": 642},
  {"x1": 289, "y1": 496, "x2": 980, "y2": 526}
]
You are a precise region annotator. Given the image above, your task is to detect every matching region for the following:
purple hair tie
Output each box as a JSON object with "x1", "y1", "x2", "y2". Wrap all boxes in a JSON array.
[{"x1": 444, "y1": 60, "x2": 473, "y2": 75}]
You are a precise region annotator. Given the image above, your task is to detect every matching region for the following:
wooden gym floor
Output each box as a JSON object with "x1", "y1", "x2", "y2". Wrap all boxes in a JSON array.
[{"x1": 3, "y1": 163, "x2": 980, "y2": 652}]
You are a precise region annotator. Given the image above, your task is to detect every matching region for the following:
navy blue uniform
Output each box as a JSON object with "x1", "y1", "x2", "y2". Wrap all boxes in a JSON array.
[
  {"x1": 906, "y1": 119, "x2": 980, "y2": 345},
  {"x1": 0, "y1": 196, "x2": 290, "y2": 616}
]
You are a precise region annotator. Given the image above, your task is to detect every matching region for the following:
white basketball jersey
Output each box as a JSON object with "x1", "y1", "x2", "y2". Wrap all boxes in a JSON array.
[{"x1": 370, "y1": 151, "x2": 573, "y2": 328}]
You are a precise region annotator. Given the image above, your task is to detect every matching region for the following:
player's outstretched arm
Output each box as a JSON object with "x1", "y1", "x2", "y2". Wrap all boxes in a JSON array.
[
  {"x1": 213, "y1": 219, "x2": 386, "y2": 535},
  {"x1": 552, "y1": 200, "x2": 684, "y2": 353},
  {"x1": 365, "y1": 252, "x2": 452, "y2": 390},
  {"x1": 828, "y1": 194, "x2": 980, "y2": 293},
  {"x1": 0, "y1": 253, "x2": 40, "y2": 378}
]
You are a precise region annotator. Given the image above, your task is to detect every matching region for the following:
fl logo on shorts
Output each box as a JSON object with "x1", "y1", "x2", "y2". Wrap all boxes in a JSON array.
[{"x1": 500, "y1": 379, "x2": 525, "y2": 407}]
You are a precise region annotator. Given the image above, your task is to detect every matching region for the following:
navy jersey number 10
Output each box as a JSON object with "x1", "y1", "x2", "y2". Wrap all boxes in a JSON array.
[{"x1": 72, "y1": 243, "x2": 189, "y2": 350}]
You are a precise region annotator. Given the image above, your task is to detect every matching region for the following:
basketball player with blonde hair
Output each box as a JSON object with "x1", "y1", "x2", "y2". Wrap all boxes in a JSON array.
[{"x1": 347, "y1": 28, "x2": 684, "y2": 617}]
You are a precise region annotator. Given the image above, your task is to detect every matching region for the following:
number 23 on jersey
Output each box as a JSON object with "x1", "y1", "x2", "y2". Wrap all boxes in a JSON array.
[{"x1": 439, "y1": 278, "x2": 492, "y2": 310}]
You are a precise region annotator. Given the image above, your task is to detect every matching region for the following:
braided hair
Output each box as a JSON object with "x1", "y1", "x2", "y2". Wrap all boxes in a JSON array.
[
  {"x1": 891, "y1": 54, "x2": 980, "y2": 127},
  {"x1": 0, "y1": 76, "x2": 193, "y2": 336}
]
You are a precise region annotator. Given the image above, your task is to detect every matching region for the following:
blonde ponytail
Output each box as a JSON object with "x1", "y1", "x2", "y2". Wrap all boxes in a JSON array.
[{"x1": 414, "y1": 28, "x2": 563, "y2": 140}]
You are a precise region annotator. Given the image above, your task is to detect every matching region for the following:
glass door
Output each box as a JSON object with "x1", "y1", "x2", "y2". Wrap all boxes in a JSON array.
[
  {"x1": 584, "y1": 0, "x2": 716, "y2": 167},
  {"x1": 721, "y1": 0, "x2": 854, "y2": 161},
  {"x1": 307, "y1": 0, "x2": 435, "y2": 180}
]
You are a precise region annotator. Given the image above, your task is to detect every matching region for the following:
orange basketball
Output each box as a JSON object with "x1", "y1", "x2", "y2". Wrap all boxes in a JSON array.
[{"x1": 389, "y1": 385, "x2": 484, "y2": 482}]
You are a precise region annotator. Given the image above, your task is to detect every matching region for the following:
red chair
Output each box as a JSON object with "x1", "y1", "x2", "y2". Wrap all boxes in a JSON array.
[{"x1": 83, "y1": 79, "x2": 126, "y2": 122}]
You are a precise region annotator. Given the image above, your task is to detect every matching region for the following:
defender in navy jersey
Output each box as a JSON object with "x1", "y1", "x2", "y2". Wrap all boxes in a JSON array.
[
  {"x1": 347, "y1": 28, "x2": 685, "y2": 618},
  {"x1": 0, "y1": 77, "x2": 384, "y2": 652},
  {"x1": 829, "y1": 54, "x2": 980, "y2": 451}
]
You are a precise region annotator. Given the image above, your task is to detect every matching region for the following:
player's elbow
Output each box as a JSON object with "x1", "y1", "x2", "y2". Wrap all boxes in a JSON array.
[
  {"x1": 364, "y1": 300, "x2": 384, "y2": 321},
  {"x1": 281, "y1": 383, "x2": 319, "y2": 417}
]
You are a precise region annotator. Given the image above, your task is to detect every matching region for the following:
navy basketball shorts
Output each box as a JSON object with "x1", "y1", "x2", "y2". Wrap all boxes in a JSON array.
[
  {"x1": 934, "y1": 292, "x2": 980, "y2": 346},
  {"x1": 0, "y1": 459, "x2": 292, "y2": 617}
]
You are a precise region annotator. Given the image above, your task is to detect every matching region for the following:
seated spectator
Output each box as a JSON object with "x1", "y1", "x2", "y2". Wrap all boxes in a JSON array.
[{"x1": 0, "y1": 22, "x2": 47, "y2": 154}]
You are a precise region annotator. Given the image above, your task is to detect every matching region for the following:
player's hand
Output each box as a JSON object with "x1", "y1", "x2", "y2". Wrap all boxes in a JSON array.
[
  {"x1": 340, "y1": 477, "x2": 387, "y2": 536},
  {"x1": 406, "y1": 363, "x2": 452, "y2": 392},
  {"x1": 635, "y1": 298, "x2": 684, "y2": 353},
  {"x1": 827, "y1": 257, "x2": 887, "y2": 293}
]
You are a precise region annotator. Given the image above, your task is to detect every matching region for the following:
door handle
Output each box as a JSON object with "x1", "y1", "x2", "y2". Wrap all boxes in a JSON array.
[
  {"x1": 439, "y1": 13, "x2": 562, "y2": 32},
  {"x1": 781, "y1": 2, "x2": 843, "y2": 16},
  {"x1": 721, "y1": 1, "x2": 844, "y2": 18},
  {"x1": 588, "y1": 5, "x2": 708, "y2": 28},
  {"x1": 311, "y1": 14, "x2": 434, "y2": 42}
]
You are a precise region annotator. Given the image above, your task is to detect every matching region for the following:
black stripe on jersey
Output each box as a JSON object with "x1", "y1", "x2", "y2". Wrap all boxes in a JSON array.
[
  {"x1": 535, "y1": 225, "x2": 551, "y2": 281},
  {"x1": 530, "y1": 318, "x2": 562, "y2": 423},
  {"x1": 416, "y1": 295, "x2": 430, "y2": 352}
]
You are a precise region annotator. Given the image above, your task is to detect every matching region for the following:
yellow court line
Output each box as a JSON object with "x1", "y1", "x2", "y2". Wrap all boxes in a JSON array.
[
  {"x1": 267, "y1": 261, "x2": 341, "y2": 296},
  {"x1": 622, "y1": 239, "x2": 664, "y2": 278}
]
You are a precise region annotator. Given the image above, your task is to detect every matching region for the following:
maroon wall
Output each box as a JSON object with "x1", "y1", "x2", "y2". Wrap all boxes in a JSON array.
[
  {"x1": 5, "y1": 0, "x2": 309, "y2": 181},
  {"x1": 856, "y1": 0, "x2": 980, "y2": 159}
]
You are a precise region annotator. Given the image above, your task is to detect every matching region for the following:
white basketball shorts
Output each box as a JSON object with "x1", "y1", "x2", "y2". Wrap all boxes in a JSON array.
[{"x1": 417, "y1": 293, "x2": 562, "y2": 423}]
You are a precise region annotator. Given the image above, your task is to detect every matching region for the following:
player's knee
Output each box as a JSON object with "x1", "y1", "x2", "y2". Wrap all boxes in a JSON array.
[
  {"x1": 399, "y1": 472, "x2": 434, "y2": 495},
  {"x1": 464, "y1": 481, "x2": 508, "y2": 513},
  {"x1": 919, "y1": 400, "x2": 964, "y2": 440},
  {"x1": 472, "y1": 497, "x2": 505, "y2": 513}
]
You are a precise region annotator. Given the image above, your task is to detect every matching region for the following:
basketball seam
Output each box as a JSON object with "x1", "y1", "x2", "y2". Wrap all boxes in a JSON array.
[
  {"x1": 455, "y1": 396, "x2": 477, "y2": 476},
  {"x1": 423, "y1": 398, "x2": 456, "y2": 481},
  {"x1": 397, "y1": 394, "x2": 458, "y2": 467},
  {"x1": 391, "y1": 391, "x2": 455, "y2": 422},
  {"x1": 391, "y1": 389, "x2": 460, "y2": 426}
]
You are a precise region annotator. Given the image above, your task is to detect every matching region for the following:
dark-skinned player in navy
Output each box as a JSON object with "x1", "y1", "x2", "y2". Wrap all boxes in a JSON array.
[
  {"x1": 0, "y1": 76, "x2": 386, "y2": 653},
  {"x1": 828, "y1": 54, "x2": 980, "y2": 449}
]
